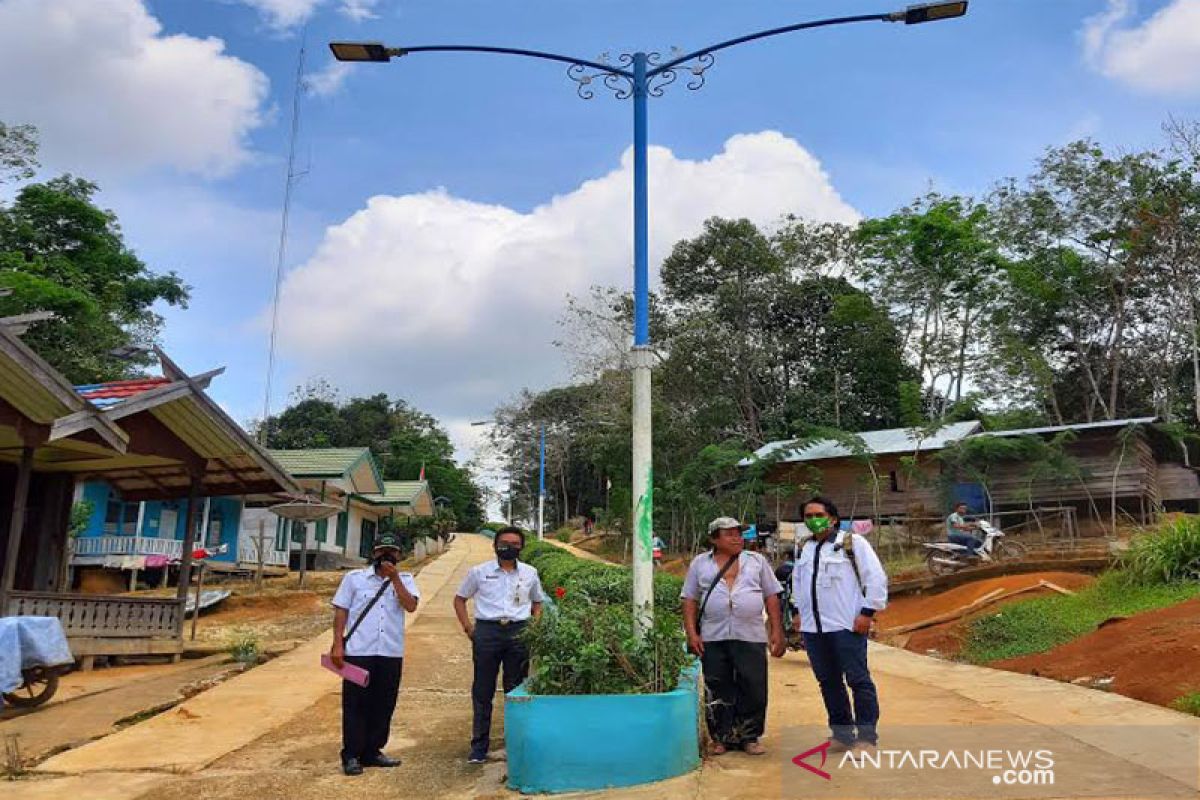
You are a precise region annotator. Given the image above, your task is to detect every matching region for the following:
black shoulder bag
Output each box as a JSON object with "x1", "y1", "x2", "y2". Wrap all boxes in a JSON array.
[
  {"x1": 696, "y1": 553, "x2": 738, "y2": 633},
  {"x1": 343, "y1": 579, "x2": 392, "y2": 645}
]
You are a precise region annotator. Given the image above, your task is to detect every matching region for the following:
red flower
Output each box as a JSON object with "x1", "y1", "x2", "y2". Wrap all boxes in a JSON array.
[{"x1": 554, "y1": 586, "x2": 567, "y2": 599}]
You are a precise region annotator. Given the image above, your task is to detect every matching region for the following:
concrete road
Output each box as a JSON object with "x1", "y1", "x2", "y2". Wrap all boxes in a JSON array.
[{"x1": 9, "y1": 535, "x2": 1198, "y2": 799}]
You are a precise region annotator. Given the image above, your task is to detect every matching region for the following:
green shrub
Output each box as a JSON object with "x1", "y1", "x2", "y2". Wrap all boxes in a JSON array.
[
  {"x1": 227, "y1": 628, "x2": 262, "y2": 664},
  {"x1": 1122, "y1": 516, "x2": 1200, "y2": 584},
  {"x1": 554, "y1": 527, "x2": 574, "y2": 543},
  {"x1": 1172, "y1": 691, "x2": 1200, "y2": 716},
  {"x1": 962, "y1": 571, "x2": 1200, "y2": 663},
  {"x1": 520, "y1": 541, "x2": 690, "y2": 695}
]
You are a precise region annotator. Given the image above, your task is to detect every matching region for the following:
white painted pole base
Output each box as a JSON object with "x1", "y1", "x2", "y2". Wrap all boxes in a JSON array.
[
  {"x1": 630, "y1": 345, "x2": 655, "y2": 636},
  {"x1": 537, "y1": 494, "x2": 545, "y2": 541}
]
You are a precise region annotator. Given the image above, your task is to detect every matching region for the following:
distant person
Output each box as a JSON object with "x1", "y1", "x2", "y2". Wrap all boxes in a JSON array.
[
  {"x1": 329, "y1": 532, "x2": 420, "y2": 776},
  {"x1": 742, "y1": 524, "x2": 759, "y2": 552},
  {"x1": 652, "y1": 534, "x2": 666, "y2": 566},
  {"x1": 946, "y1": 501, "x2": 983, "y2": 555},
  {"x1": 682, "y1": 516, "x2": 786, "y2": 756},
  {"x1": 792, "y1": 497, "x2": 887, "y2": 755},
  {"x1": 453, "y1": 526, "x2": 544, "y2": 764}
]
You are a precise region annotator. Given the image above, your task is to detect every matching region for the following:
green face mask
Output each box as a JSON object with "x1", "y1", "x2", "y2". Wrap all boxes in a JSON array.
[{"x1": 806, "y1": 516, "x2": 832, "y2": 535}]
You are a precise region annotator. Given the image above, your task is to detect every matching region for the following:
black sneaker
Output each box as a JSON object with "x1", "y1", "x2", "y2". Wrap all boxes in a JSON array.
[
  {"x1": 467, "y1": 751, "x2": 487, "y2": 764},
  {"x1": 343, "y1": 758, "x2": 364, "y2": 776}
]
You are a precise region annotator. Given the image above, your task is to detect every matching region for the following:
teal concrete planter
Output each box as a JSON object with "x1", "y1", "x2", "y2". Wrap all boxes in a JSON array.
[{"x1": 505, "y1": 662, "x2": 702, "y2": 794}]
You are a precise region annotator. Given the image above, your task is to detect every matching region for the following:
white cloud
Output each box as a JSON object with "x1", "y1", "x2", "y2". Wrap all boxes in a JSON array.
[
  {"x1": 272, "y1": 132, "x2": 859, "y2": 420},
  {"x1": 340, "y1": 0, "x2": 382, "y2": 21},
  {"x1": 229, "y1": 0, "x2": 382, "y2": 28},
  {"x1": 229, "y1": 0, "x2": 324, "y2": 30},
  {"x1": 0, "y1": 0, "x2": 269, "y2": 178},
  {"x1": 1082, "y1": 0, "x2": 1200, "y2": 94},
  {"x1": 305, "y1": 59, "x2": 352, "y2": 97}
]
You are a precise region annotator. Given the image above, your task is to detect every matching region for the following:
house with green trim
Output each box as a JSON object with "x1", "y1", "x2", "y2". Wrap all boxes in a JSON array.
[{"x1": 249, "y1": 449, "x2": 433, "y2": 569}]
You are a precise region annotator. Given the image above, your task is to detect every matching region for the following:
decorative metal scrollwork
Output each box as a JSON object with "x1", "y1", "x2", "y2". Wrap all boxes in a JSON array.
[
  {"x1": 683, "y1": 52, "x2": 715, "y2": 91},
  {"x1": 564, "y1": 49, "x2": 715, "y2": 100},
  {"x1": 567, "y1": 52, "x2": 634, "y2": 100}
]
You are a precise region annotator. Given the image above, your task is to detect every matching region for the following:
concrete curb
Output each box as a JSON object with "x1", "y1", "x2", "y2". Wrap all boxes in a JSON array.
[{"x1": 33, "y1": 540, "x2": 470, "y2": 777}]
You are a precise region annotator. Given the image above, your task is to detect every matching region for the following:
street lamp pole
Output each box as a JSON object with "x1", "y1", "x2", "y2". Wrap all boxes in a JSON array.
[
  {"x1": 537, "y1": 424, "x2": 546, "y2": 541},
  {"x1": 333, "y1": 1, "x2": 968, "y2": 634}
]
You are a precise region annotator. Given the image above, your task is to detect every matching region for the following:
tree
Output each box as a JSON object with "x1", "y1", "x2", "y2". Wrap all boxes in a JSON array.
[
  {"x1": 854, "y1": 193, "x2": 1005, "y2": 418},
  {"x1": 0, "y1": 176, "x2": 189, "y2": 382}
]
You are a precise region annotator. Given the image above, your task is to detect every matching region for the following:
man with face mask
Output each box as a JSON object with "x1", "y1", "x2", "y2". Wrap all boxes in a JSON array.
[
  {"x1": 329, "y1": 532, "x2": 420, "y2": 776},
  {"x1": 453, "y1": 526, "x2": 544, "y2": 764},
  {"x1": 792, "y1": 496, "x2": 888, "y2": 755}
]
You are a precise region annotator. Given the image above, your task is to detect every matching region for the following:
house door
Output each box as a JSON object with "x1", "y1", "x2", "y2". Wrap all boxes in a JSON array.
[
  {"x1": 158, "y1": 508, "x2": 178, "y2": 540},
  {"x1": 952, "y1": 483, "x2": 989, "y2": 515}
]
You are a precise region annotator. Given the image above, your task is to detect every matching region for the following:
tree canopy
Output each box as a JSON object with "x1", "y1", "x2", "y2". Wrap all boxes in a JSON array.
[{"x1": 0, "y1": 125, "x2": 189, "y2": 382}]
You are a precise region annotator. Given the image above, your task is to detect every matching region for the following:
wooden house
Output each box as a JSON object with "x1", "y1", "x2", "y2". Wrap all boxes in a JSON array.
[
  {"x1": 0, "y1": 327, "x2": 298, "y2": 666},
  {"x1": 749, "y1": 421, "x2": 982, "y2": 521},
  {"x1": 750, "y1": 418, "x2": 1199, "y2": 531}
]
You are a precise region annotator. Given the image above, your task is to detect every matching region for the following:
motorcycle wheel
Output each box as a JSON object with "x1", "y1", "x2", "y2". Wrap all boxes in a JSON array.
[
  {"x1": 2, "y1": 667, "x2": 59, "y2": 708},
  {"x1": 993, "y1": 540, "x2": 1028, "y2": 563},
  {"x1": 926, "y1": 550, "x2": 956, "y2": 576}
]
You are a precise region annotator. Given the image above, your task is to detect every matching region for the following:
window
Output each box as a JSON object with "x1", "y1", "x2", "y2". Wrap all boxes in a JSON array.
[
  {"x1": 104, "y1": 498, "x2": 122, "y2": 534},
  {"x1": 291, "y1": 520, "x2": 306, "y2": 544},
  {"x1": 889, "y1": 470, "x2": 904, "y2": 493},
  {"x1": 316, "y1": 518, "x2": 328, "y2": 544},
  {"x1": 207, "y1": 510, "x2": 223, "y2": 548},
  {"x1": 105, "y1": 499, "x2": 139, "y2": 535},
  {"x1": 359, "y1": 518, "x2": 377, "y2": 558},
  {"x1": 275, "y1": 517, "x2": 287, "y2": 551},
  {"x1": 336, "y1": 512, "x2": 348, "y2": 547}
]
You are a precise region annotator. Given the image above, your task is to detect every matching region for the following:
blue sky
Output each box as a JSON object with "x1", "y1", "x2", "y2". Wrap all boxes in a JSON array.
[{"x1": 2, "y1": 0, "x2": 1199, "y2": 478}]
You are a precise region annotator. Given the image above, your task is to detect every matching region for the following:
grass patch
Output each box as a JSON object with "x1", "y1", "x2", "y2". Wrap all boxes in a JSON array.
[
  {"x1": 1172, "y1": 691, "x2": 1200, "y2": 717},
  {"x1": 961, "y1": 571, "x2": 1200, "y2": 664}
]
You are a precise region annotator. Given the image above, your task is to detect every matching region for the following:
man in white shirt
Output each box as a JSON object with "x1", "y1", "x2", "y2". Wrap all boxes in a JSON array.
[
  {"x1": 329, "y1": 532, "x2": 420, "y2": 776},
  {"x1": 453, "y1": 526, "x2": 544, "y2": 764},
  {"x1": 791, "y1": 497, "x2": 888, "y2": 755}
]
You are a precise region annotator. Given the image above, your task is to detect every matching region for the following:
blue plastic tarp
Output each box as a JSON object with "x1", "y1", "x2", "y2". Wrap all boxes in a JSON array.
[{"x1": 0, "y1": 616, "x2": 73, "y2": 695}]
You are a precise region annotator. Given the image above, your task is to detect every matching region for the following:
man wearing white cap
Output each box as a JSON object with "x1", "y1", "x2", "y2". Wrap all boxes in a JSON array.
[{"x1": 681, "y1": 516, "x2": 786, "y2": 756}]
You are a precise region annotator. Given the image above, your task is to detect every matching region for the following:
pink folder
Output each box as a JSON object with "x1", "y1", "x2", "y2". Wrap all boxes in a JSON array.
[{"x1": 321, "y1": 653, "x2": 370, "y2": 687}]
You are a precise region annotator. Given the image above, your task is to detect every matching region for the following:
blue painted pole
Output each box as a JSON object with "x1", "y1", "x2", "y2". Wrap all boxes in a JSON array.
[
  {"x1": 630, "y1": 53, "x2": 654, "y2": 633},
  {"x1": 632, "y1": 54, "x2": 650, "y2": 346},
  {"x1": 537, "y1": 424, "x2": 546, "y2": 540}
]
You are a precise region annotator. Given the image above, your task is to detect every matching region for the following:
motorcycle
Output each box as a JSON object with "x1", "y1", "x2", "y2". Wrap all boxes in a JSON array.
[{"x1": 923, "y1": 519, "x2": 1027, "y2": 576}]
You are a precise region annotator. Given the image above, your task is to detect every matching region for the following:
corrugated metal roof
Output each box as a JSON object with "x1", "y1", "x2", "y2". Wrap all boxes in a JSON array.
[
  {"x1": 981, "y1": 417, "x2": 1157, "y2": 438},
  {"x1": 76, "y1": 378, "x2": 172, "y2": 409},
  {"x1": 269, "y1": 447, "x2": 374, "y2": 478},
  {"x1": 747, "y1": 420, "x2": 983, "y2": 465},
  {"x1": 356, "y1": 480, "x2": 430, "y2": 506}
]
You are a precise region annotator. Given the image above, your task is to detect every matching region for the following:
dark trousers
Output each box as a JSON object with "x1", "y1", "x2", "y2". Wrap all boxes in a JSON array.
[
  {"x1": 341, "y1": 655, "x2": 403, "y2": 763},
  {"x1": 949, "y1": 532, "x2": 982, "y2": 553},
  {"x1": 700, "y1": 640, "x2": 768, "y2": 746},
  {"x1": 471, "y1": 621, "x2": 529, "y2": 755},
  {"x1": 803, "y1": 630, "x2": 879, "y2": 745}
]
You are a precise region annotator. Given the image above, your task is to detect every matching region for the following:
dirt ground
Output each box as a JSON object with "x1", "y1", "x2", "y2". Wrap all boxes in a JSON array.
[
  {"x1": 876, "y1": 571, "x2": 1096, "y2": 658},
  {"x1": 993, "y1": 596, "x2": 1200, "y2": 708}
]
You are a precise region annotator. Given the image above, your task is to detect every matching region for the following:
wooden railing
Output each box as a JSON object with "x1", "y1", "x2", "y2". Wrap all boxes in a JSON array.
[
  {"x1": 237, "y1": 544, "x2": 289, "y2": 567},
  {"x1": 4, "y1": 591, "x2": 183, "y2": 639},
  {"x1": 73, "y1": 536, "x2": 184, "y2": 559}
]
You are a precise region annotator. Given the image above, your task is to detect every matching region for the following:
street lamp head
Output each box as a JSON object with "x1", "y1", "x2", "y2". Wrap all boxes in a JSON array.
[
  {"x1": 889, "y1": 1, "x2": 968, "y2": 24},
  {"x1": 329, "y1": 41, "x2": 396, "y2": 62}
]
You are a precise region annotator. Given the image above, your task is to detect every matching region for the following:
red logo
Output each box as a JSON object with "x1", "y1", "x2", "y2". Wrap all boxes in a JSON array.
[{"x1": 792, "y1": 740, "x2": 833, "y2": 780}]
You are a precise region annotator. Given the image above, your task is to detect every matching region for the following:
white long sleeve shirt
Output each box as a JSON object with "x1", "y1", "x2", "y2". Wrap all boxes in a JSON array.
[{"x1": 792, "y1": 531, "x2": 888, "y2": 634}]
